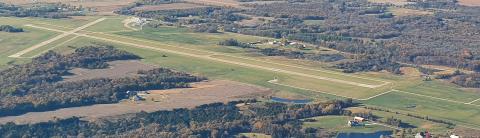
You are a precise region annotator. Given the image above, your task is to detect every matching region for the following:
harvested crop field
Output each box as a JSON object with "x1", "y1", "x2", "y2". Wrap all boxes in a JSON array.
[
  {"x1": 2, "y1": 0, "x2": 136, "y2": 12},
  {"x1": 184, "y1": 0, "x2": 243, "y2": 8},
  {"x1": 389, "y1": 7, "x2": 433, "y2": 16},
  {"x1": 458, "y1": 0, "x2": 480, "y2": 7},
  {"x1": 132, "y1": 3, "x2": 207, "y2": 11},
  {"x1": 62, "y1": 60, "x2": 156, "y2": 82},
  {"x1": 368, "y1": 0, "x2": 413, "y2": 6},
  {"x1": 0, "y1": 80, "x2": 272, "y2": 124}
]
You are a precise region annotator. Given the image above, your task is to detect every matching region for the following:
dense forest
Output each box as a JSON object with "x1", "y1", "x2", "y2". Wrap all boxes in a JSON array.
[
  {"x1": 0, "y1": 45, "x2": 205, "y2": 116},
  {"x1": 0, "y1": 99, "x2": 355, "y2": 138},
  {"x1": 0, "y1": 2, "x2": 85, "y2": 18},
  {"x1": 0, "y1": 25, "x2": 23, "y2": 32},
  {"x1": 116, "y1": 0, "x2": 480, "y2": 86}
]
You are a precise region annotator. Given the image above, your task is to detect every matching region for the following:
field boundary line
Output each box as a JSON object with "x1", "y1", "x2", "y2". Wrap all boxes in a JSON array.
[
  {"x1": 8, "y1": 18, "x2": 106, "y2": 58},
  {"x1": 392, "y1": 89, "x2": 480, "y2": 107},
  {"x1": 267, "y1": 79, "x2": 394, "y2": 100},
  {"x1": 466, "y1": 98, "x2": 480, "y2": 104},
  {"x1": 213, "y1": 54, "x2": 391, "y2": 86}
]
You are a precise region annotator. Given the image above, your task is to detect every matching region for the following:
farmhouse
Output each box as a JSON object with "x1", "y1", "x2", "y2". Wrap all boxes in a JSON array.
[
  {"x1": 126, "y1": 91, "x2": 149, "y2": 102},
  {"x1": 415, "y1": 131, "x2": 431, "y2": 138},
  {"x1": 354, "y1": 116, "x2": 366, "y2": 122},
  {"x1": 347, "y1": 120, "x2": 362, "y2": 127}
]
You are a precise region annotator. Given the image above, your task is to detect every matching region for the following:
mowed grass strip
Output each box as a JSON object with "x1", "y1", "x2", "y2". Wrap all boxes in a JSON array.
[
  {"x1": 275, "y1": 75, "x2": 392, "y2": 99},
  {"x1": 211, "y1": 54, "x2": 386, "y2": 86},
  {"x1": 21, "y1": 34, "x2": 79, "y2": 58},
  {"x1": 365, "y1": 92, "x2": 480, "y2": 128},
  {"x1": 104, "y1": 26, "x2": 387, "y2": 86},
  {"x1": 85, "y1": 32, "x2": 213, "y2": 56},
  {"x1": 471, "y1": 99, "x2": 480, "y2": 105},
  {"x1": 84, "y1": 17, "x2": 132, "y2": 32},
  {"x1": 397, "y1": 80, "x2": 480, "y2": 103}
]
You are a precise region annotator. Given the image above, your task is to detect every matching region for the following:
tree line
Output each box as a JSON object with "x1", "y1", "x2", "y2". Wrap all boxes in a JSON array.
[
  {"x1": 0, "y1": 99, "x2": 355, "y2": 138},
  {"x1": 0, "y1": 25, "x2": 23, "y2": 32},
  {"x1": 0, "y1": 2, "x2": 85, "y2": 18},
  {"x1": 0, "y1": 45, "x2": 205, "y2": 116}
]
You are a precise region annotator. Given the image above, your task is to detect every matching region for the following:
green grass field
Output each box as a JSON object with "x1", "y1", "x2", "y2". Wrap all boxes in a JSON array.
[
  {"x1": 360, "y1": 108, "x2": 451, "y2": 133},
  {"x1": 365, "y1": 92, "x2": 480, "y2": 128},
  {"x1": 1, "y1": 16, "x2": 480, "y2": 131},
  {"x1": 0, "y1": 19, "x2": 60, "y2": 67},
  {"x1": 303, "y1": 116, "x2": 392, "y2": 133}
]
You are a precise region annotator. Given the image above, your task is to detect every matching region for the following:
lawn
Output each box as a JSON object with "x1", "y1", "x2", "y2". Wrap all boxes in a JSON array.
[
  {"x1": 303, "y1": 116, "x2": 392, "y2": 133},
  {"x1": 396, "y1": 80, "x2": 480, "y2": 103},
  {"x1": 347, "y1": 107, "x2": 451, "y2": 134},
  {"x1": 83, "y1": 17, "x2": 133, "y2": 32}
]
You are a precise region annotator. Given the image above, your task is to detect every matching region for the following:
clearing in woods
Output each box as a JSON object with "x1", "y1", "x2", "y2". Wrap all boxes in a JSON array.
[
  {"x1": 367, "y1": 0, "x2": 413, "y2": 6},
  {"x1": 132, "y1": 3, "x2": 208, "y2": 11},
  {"x1": 183, "y1": 0, "x2": 244, "y2": 8},
  {"x1": 0, "y1": 80, "x2": 271, "y2": 124},
  {"x1": 1, "y1": 0, "x2": 137, "y2": 12},
  {"x1": 458, "y1": 0, "x2": 480, "y2": 7}
]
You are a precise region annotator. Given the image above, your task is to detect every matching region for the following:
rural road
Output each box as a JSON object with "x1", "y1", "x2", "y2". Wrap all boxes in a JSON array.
[{"x1": 8, "y1": 18, "x2": 106, "y2": 58}]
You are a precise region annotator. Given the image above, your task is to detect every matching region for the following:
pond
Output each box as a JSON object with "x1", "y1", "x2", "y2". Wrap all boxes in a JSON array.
[
  {"x1": 336, "y1": 131, "x2": 393, "y2": 138},
  {"x1": 271, "y1": 97, "x2": 311, "y2": 104}
]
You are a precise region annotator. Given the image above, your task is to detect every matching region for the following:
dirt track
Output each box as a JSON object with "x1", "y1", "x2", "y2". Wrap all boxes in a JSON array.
[{"x1": 0, "y1": 80, "x2": 271, "y2": 124}]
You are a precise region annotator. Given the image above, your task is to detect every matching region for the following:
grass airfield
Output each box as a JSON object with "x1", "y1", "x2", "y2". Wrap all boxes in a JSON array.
[{"x1": 0, "y1": 15, "x2": 479, "y2": 133}]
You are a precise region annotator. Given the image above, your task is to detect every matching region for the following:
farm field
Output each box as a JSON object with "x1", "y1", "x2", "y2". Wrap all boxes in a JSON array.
[
  {"x1": 62, "y1": 60, "x2": 156, "y2": 82},
  {"x1": 458, "y1": 0, "x2": 480, "y2": 7},
  {"x1": 1, "y1": 16, "x2": 480, "y2": 131},
  {"x1": 183, "y1": 0, "x2": 244, "y2": 8},
  {"x1": 2, "y1": 0, "x2": 137, "y2": 12},
  {"x1": 367, "y1": 0, "x2": 413, "y2": 6},
  {"x1": 132, "y1": 3, "x2": 207, "y2": 11},
  {"x1": 0, "y1": 80, "x2": 270, "y2": 124}
]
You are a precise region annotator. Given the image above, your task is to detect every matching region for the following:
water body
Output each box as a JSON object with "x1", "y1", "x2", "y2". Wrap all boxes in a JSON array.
[
  {"x1": 336, "y1": 131, "x2": 393, "y2": 138},
  {"x1": 271, "y1": 97, "x2": 311, "y2": 104}
]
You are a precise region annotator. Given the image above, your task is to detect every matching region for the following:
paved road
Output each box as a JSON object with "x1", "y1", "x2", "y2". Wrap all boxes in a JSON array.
[{"x1": 8, "y1": 18, "x2": 106, "y2": 58}]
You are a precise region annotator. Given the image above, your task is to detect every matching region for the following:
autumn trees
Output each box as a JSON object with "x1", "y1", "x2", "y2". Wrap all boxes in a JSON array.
[
  {"x1": 0, "y1": 45, "x2": 205, "y2": 116},
  {"x1": 0, "y1": 25, "x2": 23, "y2": 32},
  {"x1": 0, "y1": 2, "x2": 85, "y2": 18},
  {"x1": 0, "y1": 99, "x2": 355, "y2": 138}
]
